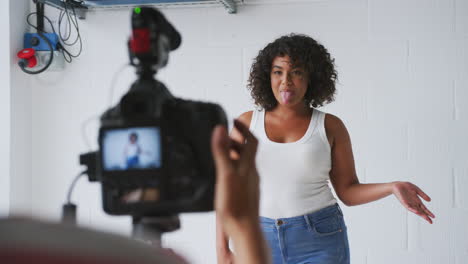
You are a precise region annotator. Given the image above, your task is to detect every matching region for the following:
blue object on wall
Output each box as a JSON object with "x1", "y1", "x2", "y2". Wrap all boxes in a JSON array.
[{"x1": 24, "y1": 33, "x2": 59, "y2": 51}]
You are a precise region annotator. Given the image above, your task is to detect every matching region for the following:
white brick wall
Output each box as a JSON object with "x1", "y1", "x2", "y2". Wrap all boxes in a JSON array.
[
  {"x1": 9, "y1": 0, "x2": 33, "y2": 216},
  {"x1": 8, "y1": 0, "x2": 467, "y2": 263},
  {"x1": 0, "y1": 0, "x2": 11, "y2": 217}
]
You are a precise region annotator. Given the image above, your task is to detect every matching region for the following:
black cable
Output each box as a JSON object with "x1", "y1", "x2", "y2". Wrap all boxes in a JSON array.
[
  {"x1": 59, "y1": 4, "x2": 79, "y2": 46},
  {"x1": 58, "y1": 11, "x2": 72, "y2": 42},
  {"x1": 62, "y1": 170, "x2": 87, "y2": 225},
  {"x1": 26, "y1": 1, "x2": 83, "y2": 65},
  {"x1": 27, "y1": 12, "x2": 56, "y2": 35},
  {"x1": 66, "y1": 170, "x2": 87, "y2": 204},
  {"x1": 58, "y1": 43, "x2": 72, "y2": 63},
  {"x1": 58, "y1": 1, "x2": 83, "y2": 61},
  {"x1": 63, "y1": 2, "x2": 80, "y2": 44},
  {"x1": 58, "y1": 3, "x2": 72, "y2": 42}
]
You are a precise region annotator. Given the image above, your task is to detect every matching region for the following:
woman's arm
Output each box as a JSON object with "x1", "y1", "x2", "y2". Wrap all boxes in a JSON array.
[{"x1": 326, "y1": 114, "x2": 435, "y2": 224}]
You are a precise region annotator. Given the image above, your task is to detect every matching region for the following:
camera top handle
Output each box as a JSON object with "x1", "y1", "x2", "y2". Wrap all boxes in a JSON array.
[{"x1": 128, "y1": 7, "x2": 182, "y2": 78}]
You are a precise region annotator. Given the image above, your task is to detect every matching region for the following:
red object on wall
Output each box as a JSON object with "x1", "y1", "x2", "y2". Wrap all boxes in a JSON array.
[{"x1": 17, "y1": 48, "x2": 37, "y2": 68}]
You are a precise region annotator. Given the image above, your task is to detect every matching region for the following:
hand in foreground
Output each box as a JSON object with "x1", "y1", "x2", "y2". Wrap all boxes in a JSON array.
[
  {"x1": 212, "y1": 119, "x2": 260, "y2": 231},
  {"x1": 217, "y1": 250, "x2": 234, "y2": 264},
  {"x1": 211, "y1": 120, "x2": 270, "y2": 264},
  {"x1": 392, "y1": 181, "x2": 436, "y2": 224}
]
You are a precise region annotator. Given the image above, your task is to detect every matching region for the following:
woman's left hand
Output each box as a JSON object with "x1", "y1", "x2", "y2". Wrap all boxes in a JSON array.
[{"x1": 392, "y1": 181, "x2": 435, "y2": 224}]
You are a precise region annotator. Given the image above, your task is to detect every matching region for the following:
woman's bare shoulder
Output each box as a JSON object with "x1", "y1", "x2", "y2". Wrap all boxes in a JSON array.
[
  {"x1": 237, "y1": 111, "x2": 254, "y2": 127},
  {"x1": 230, "y1": 111, "x2": 254, "y2": 142},
  {"x1": 324, "y1": 113, "x2": 350, "y2": 145},
  {"x1": 324, "y1": 113, "x2": 344, "y2": 128}
]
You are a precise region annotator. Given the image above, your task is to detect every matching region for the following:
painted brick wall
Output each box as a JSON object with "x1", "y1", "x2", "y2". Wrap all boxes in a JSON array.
[{"x1": 0, "y1": 0, "x2": 11, "y2": 217}]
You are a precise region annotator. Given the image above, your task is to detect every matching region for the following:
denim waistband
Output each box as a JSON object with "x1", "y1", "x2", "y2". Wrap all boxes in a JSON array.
[{"x1": 259, "y1": 203, "x2": 343, "y2": 226}]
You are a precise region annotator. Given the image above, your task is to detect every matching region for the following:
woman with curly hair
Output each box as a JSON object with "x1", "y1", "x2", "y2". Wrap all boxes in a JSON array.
[{"x1": 216, "y1": 34, "x2": 435, "y2": 264}]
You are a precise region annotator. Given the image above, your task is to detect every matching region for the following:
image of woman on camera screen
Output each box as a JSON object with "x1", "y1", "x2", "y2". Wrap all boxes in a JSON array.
[
  {"x1": 122, "y1": 131, "x2": 160, "y2": 170},
  {"x1": 216, "y1": 34, "x2": 435, "y2": 264},
  {"x1": 124, "y1": 132, "x2": 143, "y2": 169}
]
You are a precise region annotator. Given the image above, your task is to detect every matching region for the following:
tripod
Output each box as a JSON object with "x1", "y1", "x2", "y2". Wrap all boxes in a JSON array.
[{"x1": 132, "y1": 215, "x2": 181, "y2": 247}]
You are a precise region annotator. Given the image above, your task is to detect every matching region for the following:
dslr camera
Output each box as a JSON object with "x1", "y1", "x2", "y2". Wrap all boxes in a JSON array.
[{"x1": 80, "y1": 7, "x2": 227, "y2": 217}]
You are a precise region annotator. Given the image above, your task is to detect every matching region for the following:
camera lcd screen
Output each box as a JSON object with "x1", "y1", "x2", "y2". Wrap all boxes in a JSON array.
[{"x1": 101, "y1": 127, "x2": 162, "y2": 171}]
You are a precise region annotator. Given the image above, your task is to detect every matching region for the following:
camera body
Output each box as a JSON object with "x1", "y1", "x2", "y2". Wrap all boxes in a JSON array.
[
  {"x1": 81, "y1": 7, "x2": 227, "y2": 217},
  {"x1": 99, "y1": 81, "x2": 226, "y2": 216}
]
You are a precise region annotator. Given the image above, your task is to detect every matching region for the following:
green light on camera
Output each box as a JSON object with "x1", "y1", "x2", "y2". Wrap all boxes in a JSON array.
[{"x1": 134, "y1": 7, "x2": 141, "y2": 14}]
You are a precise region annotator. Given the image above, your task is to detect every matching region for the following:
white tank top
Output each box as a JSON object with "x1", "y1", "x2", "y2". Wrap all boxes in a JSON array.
[
  {"x1": 126, "y1": 143, "x2": 140, "y2": 157},
  {"x1": 250, "y1": 108, "x2": 337, "y2": 219}
]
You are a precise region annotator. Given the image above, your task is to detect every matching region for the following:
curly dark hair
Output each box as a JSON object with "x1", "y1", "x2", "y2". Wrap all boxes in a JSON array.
[{"x1": 247, "y1": 34, "x2": 337, "y2": 110}]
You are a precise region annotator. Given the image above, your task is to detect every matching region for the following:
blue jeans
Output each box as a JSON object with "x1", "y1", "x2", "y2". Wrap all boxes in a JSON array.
[
  {"x1": 126, "y1": 156, "x2": 139, "y2": 169},
  {"x1": 260, "y1": 204, "x2": 350, "y2": 264}
]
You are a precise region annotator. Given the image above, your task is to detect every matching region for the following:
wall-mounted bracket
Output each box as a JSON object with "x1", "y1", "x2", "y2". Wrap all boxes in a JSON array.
[{"x1": 37, "y1": 0, "x2": 240, "y2": 19}]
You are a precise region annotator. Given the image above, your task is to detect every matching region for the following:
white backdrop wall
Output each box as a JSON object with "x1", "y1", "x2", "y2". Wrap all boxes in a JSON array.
[
  {"x1": 9, "y1": 0, "x2": 33, "y2": 216},
  {"x1": 8, "y1": 0, "x2": 468, "y2": 263},
  {"x1": 0, "y1": 0, "x2": 11, "y2": 217},
  {"x1": 1, "y1": 0, "x2": 32, "y2": 217}
]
